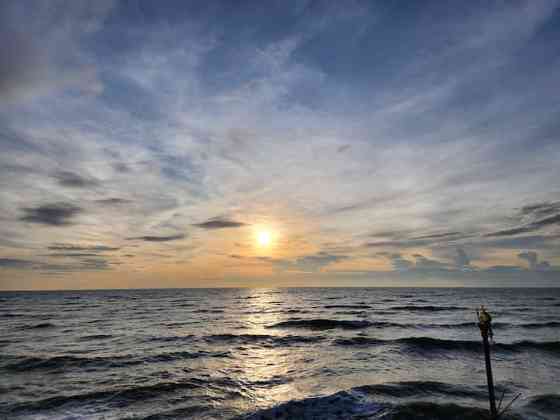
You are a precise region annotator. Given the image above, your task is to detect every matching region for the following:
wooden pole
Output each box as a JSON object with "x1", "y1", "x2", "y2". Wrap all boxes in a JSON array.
[
  {"x1": 478, "y1": 309, "x2": 497, "y2": 419},
  {"x1": 482, "y1": 330, "x2": 497, "y2": 418}
]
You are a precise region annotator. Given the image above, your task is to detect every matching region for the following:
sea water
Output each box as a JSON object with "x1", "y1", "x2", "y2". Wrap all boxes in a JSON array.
[{"x1": 1, "y1": 288, "x2": 559, "y2": 419}]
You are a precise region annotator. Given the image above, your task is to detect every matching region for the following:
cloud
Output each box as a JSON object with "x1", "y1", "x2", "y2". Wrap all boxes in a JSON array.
[
  {"x1": 112, "y1": 162, "x2": 130, "y2": 173},
  {"x1": 337, "y1": 144, "x2": 351, "y2": 153},
  {"x1": 412, "y1": 254, "x2": 449, "y2": 270},
  {"x1": 486, "y1": 201, "x2": 560, "y2": 237},
  {"x1": 380, "y1": 252, "x2": 450, "y2": 272},
  {"x1": 518, "y1": 251, "x2": 538, "y2": 270},
  {"x1": 365, "y1": 231, "x2": 469, "y2": 249},
  {"x1": 520, "y1": 201, "x2": 560, "y2": 219},
  {"x1": 0, "y1": 1, "x2": 113, "y2": 103},
  {"x1": 19, "y1": 203, "x2": 82, "y2": 226},
  {"x1": 454, "y1": 247, "x2": 471, "y2": 269},
  {"x1": 411, "y1": 232, "x2": 464, "y2": 241},
  {"x1": 95, "y1": 198, "x2": 132, "y2": 205},
  {"x1": 53, "y1": 170, "x2": 99, "y2": 188},
  {"x1": 517, "y1": 250, "x2": 552, "y2": 271},
  {"x1": 193, "y1": 218, "x2": 246, "y2": 229},
  {"x1": 0, "y1": 256, "x2": 111, "y2": 273},
  {"x1": 47, "y1": 253, "x2": 104, "y2": 258},
  {"x1": 486, "y1": 213, "x2": 560, "y2": 237},
  {"x1": 389, "y1": 254, "x2": 415, "y2": 271},
  {"x1": 48, "y1": 244, "x2": 119, "y2": 252},
  {"x1": 268, "y1": 252, "x2": 350, "y2": 273},
  {"x1": 128, "y1": 234, "x2": 186, "y2": 242},
  {"x1": 0, "y1": 258, "x2": 35, "y2": 268},
  {"x1": 1, "y1": 2, "x2": 560, "y2": 287}
]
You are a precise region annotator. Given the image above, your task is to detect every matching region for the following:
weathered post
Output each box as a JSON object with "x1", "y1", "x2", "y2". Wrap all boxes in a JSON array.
[{"x1": 477, "y1": 305, "x2": 497, "y2": 419}]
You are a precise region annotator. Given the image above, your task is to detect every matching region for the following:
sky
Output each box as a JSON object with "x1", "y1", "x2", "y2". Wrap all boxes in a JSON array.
[{"x1": 1, "y1": 0, "x2": 560, "y2": 290}]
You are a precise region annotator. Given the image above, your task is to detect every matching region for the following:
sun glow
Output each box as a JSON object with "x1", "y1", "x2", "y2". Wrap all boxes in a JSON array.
[{"x1": 257, "y1": 231, "x2": 272, "y2": 247}]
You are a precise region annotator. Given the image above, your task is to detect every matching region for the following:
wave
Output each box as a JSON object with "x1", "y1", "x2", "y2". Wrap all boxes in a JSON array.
[
  {"x1": 192, "y1": 309, "x2": 224, "y2": 313},
  {"x1": 22, "y1": 322, "x2": 55, "y2": 329},
  {"x1": 4, "y1": 380, "x2": 207, "y2": 416},
  {"x1": 238, "y1": 386, "x2": 554, "y2": 420},
  {"x1": 3, "y1": 347, "x2": 229, "y2": 372},
  {"x1": 267, "y1": 319, "x2": 550, "y2": 331},
  {"x1": 387, "y1": 305, "x2": 468, "y2": 312},
  {"x1": 268, "y1": 319, "x2": 374, "y2": 330},
  {"x1": 324, "y1": 304, "x2": 371, "y2": 309},
  {"x1": 78, "y1": 334, "x2": 113, "y2": 341},
  {"x1": 515, "y1": 321, "x2": 560, "y2": 329},
  {"x1": 3, "y1": 354, "x2": 142, "y2": 372},
  {"x1": 0, "y1": 312, "x2": 24, "y2": 318},
  {"x1": 384, "y1": 401, "x2": 511, "y2": 420},
  {"x1": 334, "y1": 336, "x2": 560, "y2": 354},
  {"x1": 354, "y1": 380, "x2": 488, "y2": 400},
  {"x1": 524, "y1": 394, "x2": 560, "y2": 414},
  {"x1": 146, "y1": 334, "x2": 195, "y2": 343},
  {"x1": 203, "y1": 333, "x2": 324, "y2": 346},
  {"x1": 143, "y1": 350, "x2": 230, "y2": 363}
]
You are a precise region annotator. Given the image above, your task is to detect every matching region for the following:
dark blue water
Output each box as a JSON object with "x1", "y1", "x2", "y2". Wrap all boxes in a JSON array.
[{"x1": 1, "y1": 288, "x2": 559, "y2": 419}]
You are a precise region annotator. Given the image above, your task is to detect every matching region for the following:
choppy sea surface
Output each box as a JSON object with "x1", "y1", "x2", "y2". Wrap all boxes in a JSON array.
[{"x1": 1, "y1": 288, "x2": 559, "y2": 419}]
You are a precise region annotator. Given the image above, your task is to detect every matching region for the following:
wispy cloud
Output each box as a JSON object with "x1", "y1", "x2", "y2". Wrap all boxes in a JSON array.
[{"x1": 1, "y1": 1, "x2": 560, "y2": 288}]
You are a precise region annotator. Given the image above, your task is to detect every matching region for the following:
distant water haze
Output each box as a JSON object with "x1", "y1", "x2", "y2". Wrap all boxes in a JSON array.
[{"x1": 1, "y1": 288, "x2": 559, "y2": 419}]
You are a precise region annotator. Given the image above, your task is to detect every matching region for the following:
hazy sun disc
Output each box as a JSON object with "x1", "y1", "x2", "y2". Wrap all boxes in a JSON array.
[{"x1": 257, "y1": 231, "x2": 272, "y2": 247}]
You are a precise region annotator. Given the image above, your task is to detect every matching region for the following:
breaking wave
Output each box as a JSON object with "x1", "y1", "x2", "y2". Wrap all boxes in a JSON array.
[{"x1": 237, "y1": 385, "x2": 541, "y2": 420}]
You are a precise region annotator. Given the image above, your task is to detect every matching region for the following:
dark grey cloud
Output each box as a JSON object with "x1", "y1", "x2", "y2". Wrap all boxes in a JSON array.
[
  {"x1": 0, "y1": 258, "x2": 35, "y2": 268},
  {"x1": 128, "y1": 234, "x2": 185, "y2": 242},
  {"x1": 48, "y1": 244, "x2": 120, "y2": 252},
  {"x1": 112, "y1": 162, "x2": 131, "y2": 173},
  {"x1": 0, "y1": 256, "x2": 111, "y2": 272},
  {"x1": 53, "y1": 171, "x2": 99, "y2": 188},
  {"x1": 485, "y1": 226, "x2": 533, "y2": 237},
  {"x1": 47, "y1": 253, "x2": 106, "y2": 258},
  {"x1": 475, "y1": 234, "x2": 560, "y2": 250},
  {"x1": 411, "y1": 231, "x2": 463, "y2": 241},
  {"x1": 337, "y1": 144, "x2": 351, "y2": 153},
  {"x1": 20, "y1": 203, "x2": 82, "y2": 226},
  {"x1": 520, "y1": 201, "x2": 560, "y2": 219},
  {"x1": 193, "y1": 218, "x2": 246, "y2": 229},
  {"x1": 486, "y1": 213, "x2": 560, "y2": 237},
  {"x1": 95, "y1": 198, "x2": 132, "y2": 205}
]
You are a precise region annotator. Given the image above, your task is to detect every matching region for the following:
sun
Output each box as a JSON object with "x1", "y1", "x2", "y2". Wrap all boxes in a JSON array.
[{"x1": 257, "y1": 231, "x2": 272, "y2": 247}]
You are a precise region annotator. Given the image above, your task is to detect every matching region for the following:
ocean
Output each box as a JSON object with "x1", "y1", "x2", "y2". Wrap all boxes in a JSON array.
[{"x1": 1, "y1": 288, "x2": 559, "y2": 419}]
